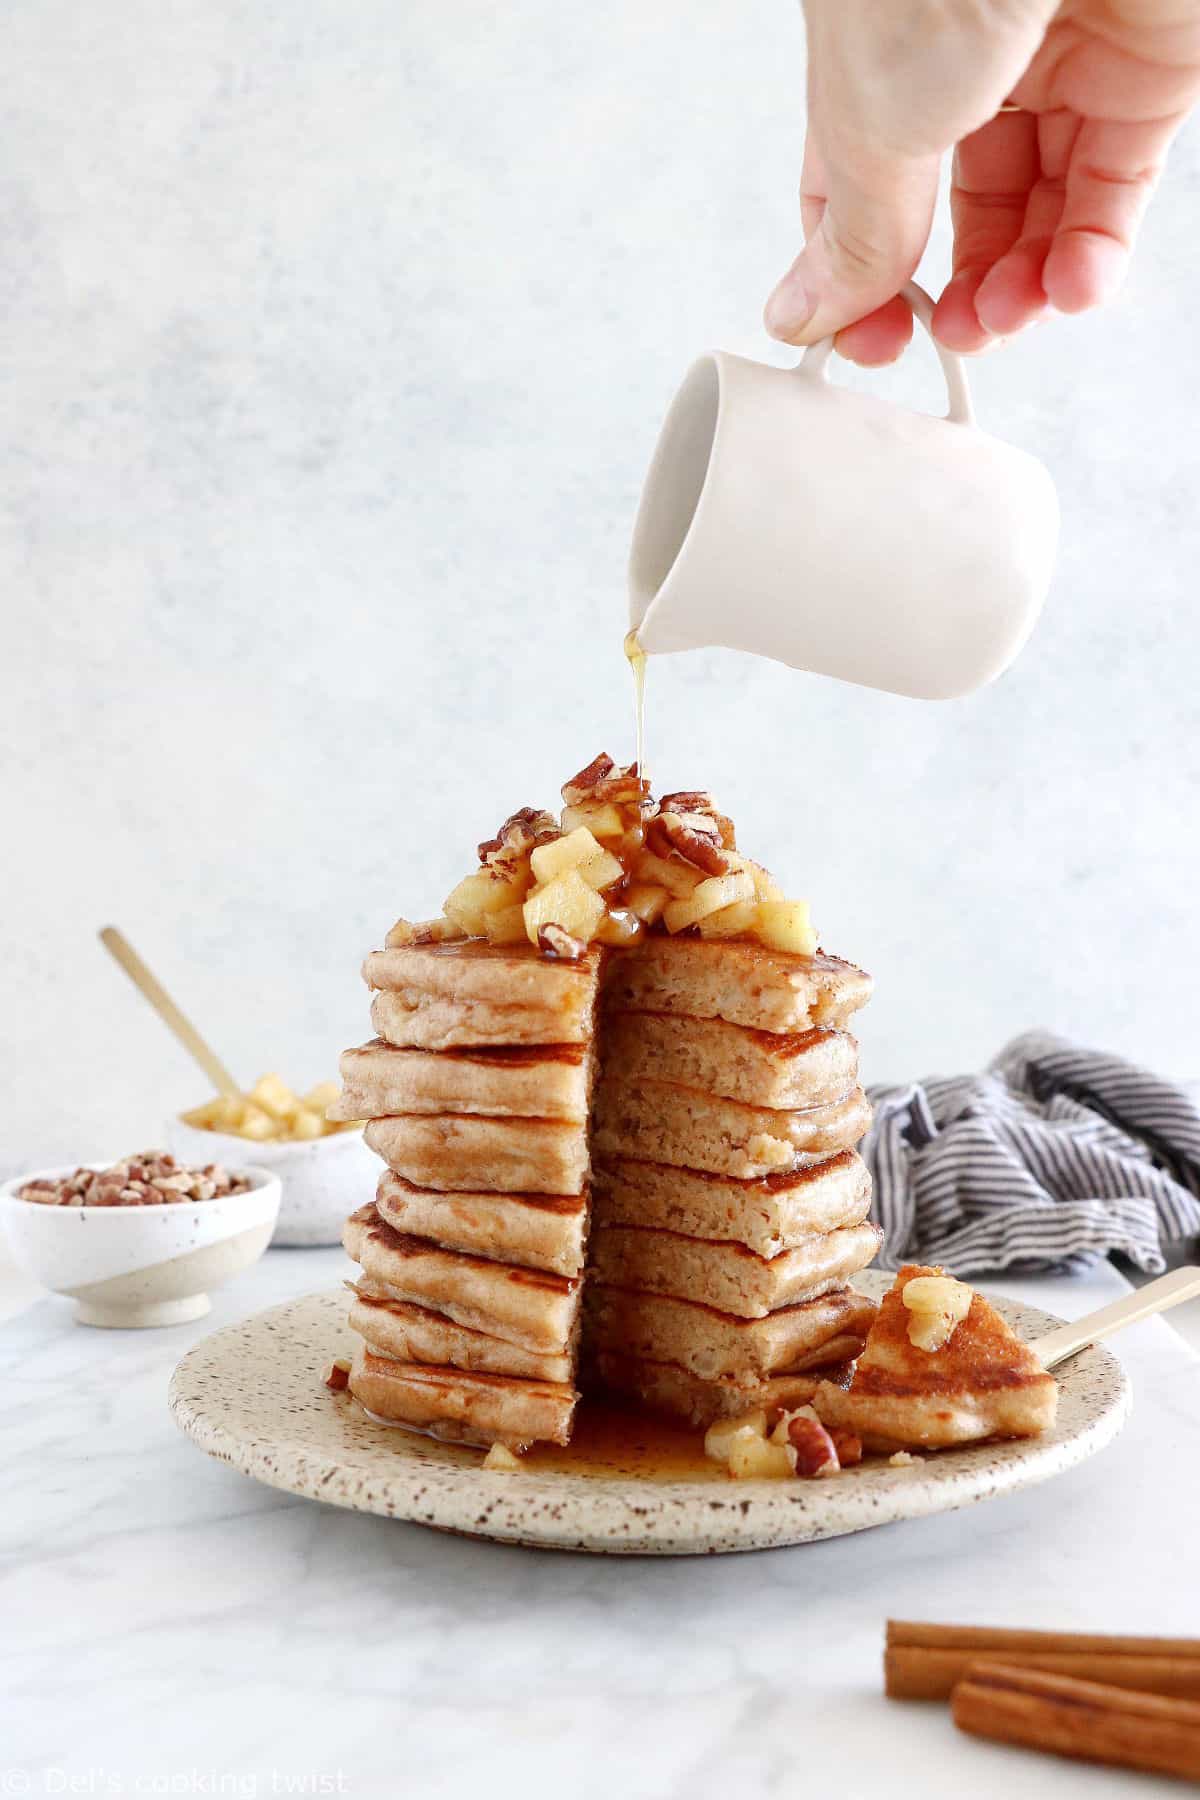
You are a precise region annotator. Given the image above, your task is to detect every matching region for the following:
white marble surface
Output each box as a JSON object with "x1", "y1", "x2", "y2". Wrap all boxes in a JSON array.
[
  {"x1": 2, "y1": 1247, "x2": 1199, "y2": 1798},
  {"x1": 4, "y1": 1, "x2": 1200, "y2": 1165}
]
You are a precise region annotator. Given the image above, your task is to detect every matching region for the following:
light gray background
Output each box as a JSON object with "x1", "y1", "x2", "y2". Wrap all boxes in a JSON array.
[{"x1": 4, "y1": 0, "x2": 1198, "y2": 1163}]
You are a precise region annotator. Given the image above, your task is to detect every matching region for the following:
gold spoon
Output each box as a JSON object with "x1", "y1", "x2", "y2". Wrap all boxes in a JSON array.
[
  {"x1": 1032, "y1": 1265, "x2": 1200, "y2": 1369},
  {"x1": 98, "y1": 925, "x2": 240, "y2": 1100}
]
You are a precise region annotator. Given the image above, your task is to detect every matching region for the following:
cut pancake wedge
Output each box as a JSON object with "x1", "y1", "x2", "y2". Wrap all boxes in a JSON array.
[
  {"x1": 589, "y1": 1219, "x2": 883, "y2": 1318},
  {"x1": 350, "y1": 1342, "x2": 577, "y2": 1449},
  {"x1": 600, "y1": 1012, "x2": 857, "y2": 1109},
  {"x1": 814, "y1": 1263, "x2": 1059, "y2": 1451},
  {"x1": 584, "y1": 1283, "x2": 877, "y2": 1381},
  {"x1": 593, "y1": 1151, "x2": 873, "y2": 1255},
  {"x1": 375, "y1": 1170, "x2": 588, "y2": 1277},
  {"x1": 592, "y1": 1077, "x2": 872, "y2": 1178}
]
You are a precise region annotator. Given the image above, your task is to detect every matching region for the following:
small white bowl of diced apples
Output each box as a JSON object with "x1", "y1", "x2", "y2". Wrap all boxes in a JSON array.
[{"x1": 168, "y1": 1073, "x2": 376, "y2": 1247}]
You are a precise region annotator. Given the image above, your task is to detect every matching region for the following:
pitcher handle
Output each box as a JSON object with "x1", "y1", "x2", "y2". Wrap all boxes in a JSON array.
[{"x1": 798, "y1": 281, "x2": 975, "y2": 427}]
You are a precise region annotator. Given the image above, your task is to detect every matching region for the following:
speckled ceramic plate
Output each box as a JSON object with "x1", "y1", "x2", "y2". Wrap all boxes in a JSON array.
[{"x1": 168, "y1": 1279, "x2": 1131, "y2": 1555}]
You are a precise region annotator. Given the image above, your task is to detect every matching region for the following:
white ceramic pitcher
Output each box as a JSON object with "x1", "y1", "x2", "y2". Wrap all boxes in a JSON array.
[{"x1": 628, "y1": 283, "x2": 1059, "y2": 701}]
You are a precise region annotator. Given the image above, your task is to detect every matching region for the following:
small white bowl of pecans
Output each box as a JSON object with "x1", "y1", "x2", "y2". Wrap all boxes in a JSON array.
[{"x1": 0, "y1": 1150, "x2": 281, "y2": 1328}]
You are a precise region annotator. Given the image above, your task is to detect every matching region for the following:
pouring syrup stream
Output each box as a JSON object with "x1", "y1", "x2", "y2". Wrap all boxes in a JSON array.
[{"x1": 624, "y1": 628, "x2": 648, "y2": 782}]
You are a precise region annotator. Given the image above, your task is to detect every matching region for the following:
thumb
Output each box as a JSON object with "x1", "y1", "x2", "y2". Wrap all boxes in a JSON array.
[{"x1": 765, "y1": 137, "x2": 939, "y2": 344}]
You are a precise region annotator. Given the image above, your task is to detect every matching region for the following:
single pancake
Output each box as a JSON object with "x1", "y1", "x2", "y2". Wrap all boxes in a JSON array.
[
  {"x1": 364, "y1": 940, "x2": 600, "y2": 1050},
  {"x1": 601, "y1": 1012, "x2": 858, "y2": 1109},
  {"x1": 344, "y1": 1204, "x2": 579, "y2": 1352},
  {"x1": 585, "y1": 1348, "x2": 856, "y2": 1430},
  {"x1": 332, "y1": 1038, "x2": 592, "y2": 1123},
  {"x1": 364, "y1": 1113, "x2": 589, "y2": 1197},
  {"x1": 588, "y1": 1219, "x2": 883, "y2": 1318},
  {"x1": 350, "y1": 1278, "x2": 575, "y2": 1383},
  {"x1": 592, "y1": 1151, "x2": 873, "y2": 1255},
  {"x1": 592, "y1": 1077, "x2": 872, "y2": 1178},
  {"x1": 349, "y1": 1341, "x2": 577, "y2": 1449},
  {"x1": 374, "y1": 1169, "x2": 588, "y2": 1277},
  {"x1": 604, "y1": 938, "x2": 872, "y2": 1034},
  {"x1": 583, "y1": 1282, "x2": 877, "y2": 1381}
]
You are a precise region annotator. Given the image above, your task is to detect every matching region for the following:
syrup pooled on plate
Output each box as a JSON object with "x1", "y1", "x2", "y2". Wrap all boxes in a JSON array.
[{"x1": 524, "y1": 1399, "x2": 721, "y2": 1482}]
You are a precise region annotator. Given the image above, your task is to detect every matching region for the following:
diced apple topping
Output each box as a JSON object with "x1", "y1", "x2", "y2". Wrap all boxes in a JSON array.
[
  {"x1": 753, "y1": 900, "x2": 818, "y2": 955},
  {"x1": 632, "y1": 847, "x2": 705, "y2": 900},
  {"x1": 482, "y1": 1443, "x2": 524, "y2": 1472},
  {"x1": 389, "y1": 754, "x2": 819, "y2": 959},
  {"x1": 727, "y1": 1434, "x2": 797, "y2": 1480},
  {"x1": 703, "y1": 1411, "x2": 769, "y2": 1463},
  {"x1": 663, "y1": 870, "x2": 756, "y2": 933},
  {"x1": 522, "y1": 869, "x2": 606, "y2": 947},
  {"x1": 560, "y1": 801, "x2": 626, "y2": 839},
  {"x1": 624, "y1": 883, "x2": 671, "y2": 926},
  {"x1": 594, "y1": 907, "x2": 642, "y2": 946},
  {"x1": 577, "y1": 847, "x2": 625, "y2": 892},
  {"x1": 696, "y1": 898, "x2": 760, "y2": 940},
  {"x1": 444, "y1": 864, "x2": 531, "y2": 936},
  {"x1": 531, "y1": 826, "x2": 604, "y2": 885},
  {"x1": 745, "y1": 861, "x2": 785, "y2": 902},
  {"x1": 902, "y1": 1274, "x2": 974, "y2": 1352},
  {"x1": 483, "y1": 903, "x2": 529, "y2": 945}
]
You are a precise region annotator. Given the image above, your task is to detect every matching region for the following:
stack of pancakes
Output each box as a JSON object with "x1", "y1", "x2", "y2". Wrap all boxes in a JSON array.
[
  {"x1": 333, "y1": 932, "x2": 880, "y2": 1449},
  {"x1": 332, "y1": 940, "x2": 603, "y2": 1449},
  {"x1": 585, "y1": 937, "x2": 881, "y2": 1425}
]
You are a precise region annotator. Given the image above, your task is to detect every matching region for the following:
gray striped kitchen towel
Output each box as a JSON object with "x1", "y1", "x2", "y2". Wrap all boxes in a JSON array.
[{"x1": 864, "y1": 1031, "x2": 1200, "y2": 1275}]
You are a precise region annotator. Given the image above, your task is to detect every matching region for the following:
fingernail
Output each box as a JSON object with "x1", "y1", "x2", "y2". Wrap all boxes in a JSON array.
[{"x1": 764, "y1": 267, "x2": 815, "y2": 342}]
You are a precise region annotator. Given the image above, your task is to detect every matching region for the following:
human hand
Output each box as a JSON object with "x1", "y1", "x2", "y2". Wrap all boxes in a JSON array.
[{"x1": 765, "y1": 0, "x2": 1200, "y2": 364}]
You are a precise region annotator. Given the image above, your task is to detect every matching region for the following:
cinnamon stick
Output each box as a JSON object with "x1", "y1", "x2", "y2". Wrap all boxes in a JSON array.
[
  {"x1": 889, "y1": 1621, "x2": 1200, "y2": 1657},
  {"x1": 953, "y1": 1662, "x2": 1200, "y2": 1783},
  {"x1": 885, "y1": 1621, "x2": 1200, "y2": 1703}
]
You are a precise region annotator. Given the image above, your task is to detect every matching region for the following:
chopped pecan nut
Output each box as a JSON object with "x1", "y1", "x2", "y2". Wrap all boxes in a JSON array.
[
  {"x1": 659, "y1": 790, "x2": 716, "y2": 814},
  {"x1": 323, "y1": 1358, "x2": 352, "y2": 1392},
  {"x1": 645, "y1": 812, "x2": 733, "y2": 876},
  {"x1": 17, "y1": 1153, "x2": 251, "y2": 1207},
  {"x1": 560, "y1": 755, "x2": 650, "y2": 810},
  {"x1": 827, "y1": 1428, "x2": 863, "y2": 1468},
  {"x1": 787, "y1": 1415, "x2": 842, "y2": 1478},
  {"x1": 478, "y1": 807, "x2": 559, "y2": 863},
  {"x1": 389, "y1": 917, "x2": 466, "y2": 947},
  {"x1": 537, "y1": 923, "x2": 586, "y2": 961},
  {"x1": 561, "y1": 752, "x2": 616, "y2": 805},
  {"x1": 590, "y1": 770, "x2": 651, "y2": 806}
]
